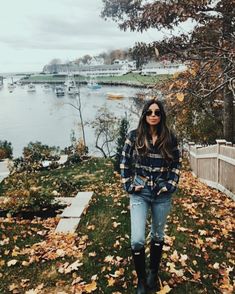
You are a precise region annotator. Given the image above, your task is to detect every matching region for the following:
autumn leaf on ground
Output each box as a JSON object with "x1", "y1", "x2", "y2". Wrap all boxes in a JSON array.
[
  {"x1": 179, "y1": 254, "x2": 188, "y2": 266},
  {"x1": 107, "y1": 276, "x2": 116, "y2": 287},
  {"x1": 109, "y1": 268, "x2": 125, "y2": 278},
  {"x1": 104, "y1": 255, "x2": 114, "y2": 263},
  {"x1": 156, "y1": 284, "x2": 172, "y2": 294},
  {"x1": 65, "y1": 260, "x2": 83, "y2": 274},
  {"x1": 25, "y1": 283, "x2": 44, "y2": 294},
  {"x1": 84, "y1": 280, "x2": 97, "y2": 293},
  {"x1": 112, "y1": 222, "x2": 121, "y2": 228},
  {"x1": 193, "y1": 271, "x2": 201, "y2": 280},
  {"x1": 71, "y1": 276, "x2": 83, "y2": 286},
  {"x1": 7, "y1": 259, "x2": 18, "y2": 267},
  {"x1": 0, "y1": 237, "x2": 10, "y2": 245},
  {"x1": 166, "y1": 262, "x2": 184, "y2": 277},
  {"x1": 87, "y1": 224, "x2": 95, "y2": 230},
  {"x1": 9, "y1": 283, "x2": 19, "y2": 292},
  {"x1": 176, "y1": 92, "x2": 184, "y2": 102},
  {"x1": 170, "y1": 250, "x2": 179, "y2": 262}
]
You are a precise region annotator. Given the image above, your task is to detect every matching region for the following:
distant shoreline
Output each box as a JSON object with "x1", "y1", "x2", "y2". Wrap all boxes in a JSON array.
[{"x1": 20, "y1": 73, "x2": 172, "y2": 88}]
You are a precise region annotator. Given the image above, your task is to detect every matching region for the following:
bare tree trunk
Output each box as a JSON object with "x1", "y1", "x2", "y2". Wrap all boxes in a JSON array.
[
  {"x1": 76, "y1": 92, "x2": 86, "y2": 147},
  {"x1": 95, "y1": 131, "x2": 107, "y2": 158}
]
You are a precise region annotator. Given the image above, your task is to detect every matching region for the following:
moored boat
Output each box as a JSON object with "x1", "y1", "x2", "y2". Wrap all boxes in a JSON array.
[
  {"x1": 55, "y1": 85, "x2": 65, "y2": 96},
  {"x1": 43, "y1": 83, "x2": 51, "y2": 91},
  {"x1": 7, "y1": 77, "x2": 16, "y2": 91},
  {"x1": 87, "y1": 80, "x2": 101, "y2": 90},
  {"x1": 107, "y1": 93, "x2": 124, "y2": 100},
  {"x1": 0, "y1": 76, "x2": 3, "y2": 89},
  {"x1": 27, "y1": 83, "x2": 36, "y2": 92},
  {"x1": 64, "y1": 74, "x2": 79, "y2": 95}
]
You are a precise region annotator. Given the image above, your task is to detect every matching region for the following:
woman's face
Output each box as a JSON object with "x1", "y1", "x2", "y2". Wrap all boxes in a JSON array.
[{"x1": 145, "y1": 103, "x2": 161, "y2": 126}]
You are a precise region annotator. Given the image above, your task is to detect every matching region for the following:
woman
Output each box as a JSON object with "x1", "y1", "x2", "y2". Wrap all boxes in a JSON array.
[{"x1": 120, "y1": 99, "x2": 181, "y2": 294}]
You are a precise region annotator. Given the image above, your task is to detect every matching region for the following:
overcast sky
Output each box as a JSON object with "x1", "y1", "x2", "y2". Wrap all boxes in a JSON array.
[{"x1": 0, "y1": 0, "x2": 193, "y2": 73}]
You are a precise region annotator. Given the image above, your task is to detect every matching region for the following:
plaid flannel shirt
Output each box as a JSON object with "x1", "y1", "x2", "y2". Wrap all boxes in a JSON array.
[{"x1": 120, "y1": 129, "x2": 181, "y2": 194}]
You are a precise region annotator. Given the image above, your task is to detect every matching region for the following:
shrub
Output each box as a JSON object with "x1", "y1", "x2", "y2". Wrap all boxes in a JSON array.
[
  {"x1": 53, "y1": 178, "x2": 80, "y2": 196},
  {"x1": 64, "y1": 133, "x2": 89, "y2": 165},
  {"x1": 0, "y1": 140, "x2": 13, "y2": 160},
  {"x1": 11, "y1": 142, "x2": 60, "y2": 173},
  {"x1": 114, "y1": 116, "x2": 129, "y2": 173},
  {"x1": 1, "y1": 187, "x2": 56, "y2": 214},
  {"x1": 23, "y1": 141, "x2": 60, "y2": 162}
]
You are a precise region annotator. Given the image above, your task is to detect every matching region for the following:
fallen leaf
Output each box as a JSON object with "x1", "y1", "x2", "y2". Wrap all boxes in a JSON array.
[
  {"x1": 157, "y1": 284, "x2": 172, "y2": 293},
  {"x1": 176, "y1": 92, "x2": 184, "y2": 102},
  {"x1": 213, "y1": 262, "x2": 220, "y2": 269},
  {"x1": 112, "y1": 222, "x2": 121, "y2": 228},
  {"x1": 84, "y1": 280, "x2": 97, "y2": 293},
  {"x1": 170, "y1": 250, "x2": 179, "y2": 262},
  {"x1": 107, "y1": 277, "x2": 115, "y2": 287},
  {"x1": 7, "y1": 259, "x2": 18, "y2": 267}
]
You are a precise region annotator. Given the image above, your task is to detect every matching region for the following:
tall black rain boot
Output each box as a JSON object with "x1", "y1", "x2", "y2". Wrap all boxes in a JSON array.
[
  {"x1": 131, "y1": 247, "x2": 148, "y2": 294},
  {"x1": 146, "y1": 239, "x2": 164, "y2": 291}
]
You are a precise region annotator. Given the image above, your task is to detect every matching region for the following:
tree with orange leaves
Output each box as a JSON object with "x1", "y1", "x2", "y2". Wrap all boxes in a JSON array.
[{"x1": 101, "y1": 0, "x2": 235, "y2": 143}]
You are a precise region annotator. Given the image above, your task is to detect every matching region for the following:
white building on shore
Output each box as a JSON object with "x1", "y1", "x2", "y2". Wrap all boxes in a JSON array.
[
  {"x1": 76, "y1": 63, "x2": 130, "y2": 77},
  {"x1": 42, "y1": 59, "x2": 186, "y2": 77},
  {"x1": 141, "y1": 61, "x2": 187, "y2": 75},
  {"x1": 43, "y1": 62, "x2": 132, "y2": 77}
]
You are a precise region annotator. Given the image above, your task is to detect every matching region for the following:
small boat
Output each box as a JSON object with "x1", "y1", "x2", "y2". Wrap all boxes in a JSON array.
[
  {"x1": 87, "y1": 80, "x2": 101, "y2": 90},
  {"x1": 67, "y1": 85, "x2": 79, "y2": 95},
  {"x1": 55, "y1": 85, "x2": 65, "y2": 96},
  {"x1": 27, "y1": 83, "x2": 36, "y2": 92},
  {"x1": 8, "y1": 77, "x2": 16, "y2": 91},
  {"x1": 64, "y1": 74, "x2": 79, "y2": 95},
  {"x1": 8, "y1": 83, "x2": 15, "y2": 92},
  {"x1": 43, "y1": 83, "x2": 51, "y2": 91},
  {"x1": 8, "y1": 83, "x2": 15, "y2": 89},
  {"x1": 107, "y1": 93, "x2": 124, "y2": 100},
  {"x1": 0, "y1": 76, "x2": 3, "y2": 89}
]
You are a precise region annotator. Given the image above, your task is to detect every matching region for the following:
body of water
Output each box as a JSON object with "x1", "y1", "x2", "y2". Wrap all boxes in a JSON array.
[{"x1": 0, "y1": 76, "x2": 149, "y2": 158}]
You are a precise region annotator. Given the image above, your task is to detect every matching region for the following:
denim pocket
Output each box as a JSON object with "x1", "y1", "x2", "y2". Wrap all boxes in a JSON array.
[{"x1": 133, "y1": 175, "x2": 147, "y2": 187}]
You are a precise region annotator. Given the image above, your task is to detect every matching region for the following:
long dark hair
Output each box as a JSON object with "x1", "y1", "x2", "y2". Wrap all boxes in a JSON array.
[{"x1": 135, "y1": 99, "x2": 174, "y2": 161}]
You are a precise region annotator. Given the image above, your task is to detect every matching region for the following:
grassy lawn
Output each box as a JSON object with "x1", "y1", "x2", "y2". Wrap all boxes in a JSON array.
[
  {"x1": 0, "y1": 158, "x2": 234, "y2": 293},
  {"x1": 95, "y1": 73, "x2": 171, "y2": 85},
  {"x1": 22, "y1": 73, "x2": 172, "y2": 87}
]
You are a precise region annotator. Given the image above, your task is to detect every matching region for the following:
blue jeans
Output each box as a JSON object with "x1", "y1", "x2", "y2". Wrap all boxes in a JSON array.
[{"x1": 130, "y1": 186, "x2": 172, "y2": 250}]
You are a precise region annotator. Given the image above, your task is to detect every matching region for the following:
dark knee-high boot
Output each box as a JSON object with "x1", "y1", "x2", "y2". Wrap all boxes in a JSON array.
[
  {"x1": 146, "y1": 239, "x2": 164, "y2": 290},
  {"x1": 131, "y1": 247, "x2": 147, "y2": 294}
]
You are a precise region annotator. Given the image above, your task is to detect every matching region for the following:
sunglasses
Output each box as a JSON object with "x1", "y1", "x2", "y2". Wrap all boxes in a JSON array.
[{"x1": 145, "y1": 109, "x2": 161, "y2": 117}]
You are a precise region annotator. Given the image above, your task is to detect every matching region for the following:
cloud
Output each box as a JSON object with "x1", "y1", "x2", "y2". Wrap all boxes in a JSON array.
[{"x1": 0, "y1": 0, "x2": 193, "y2": 72}]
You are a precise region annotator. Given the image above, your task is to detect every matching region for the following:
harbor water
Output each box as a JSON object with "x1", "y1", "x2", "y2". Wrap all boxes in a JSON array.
[{"x1": 0, "y1": 76, "x2": 149, "y2": 158}]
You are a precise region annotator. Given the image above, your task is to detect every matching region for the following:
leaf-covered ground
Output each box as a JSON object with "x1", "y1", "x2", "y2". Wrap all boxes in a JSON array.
[{"x1": 0, "y1": 158, "x2": 234, "y2": 293}]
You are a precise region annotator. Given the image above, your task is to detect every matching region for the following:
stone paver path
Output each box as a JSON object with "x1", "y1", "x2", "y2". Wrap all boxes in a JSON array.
[{"x1": 55, "y1": 191, "x2": 93, "y2": 233}]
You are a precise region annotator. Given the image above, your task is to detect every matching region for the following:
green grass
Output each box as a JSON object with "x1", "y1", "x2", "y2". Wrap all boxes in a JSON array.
[
  {"x1": 0, "y1": 158, "x2": 114, "y2": 198},
  {"x1": 95, "y1": 72, "x2": 172, "y2": 85},
  {"x1": 23, "y1": 73, "x2": 172, "y2": 87},
  {"x1": 0, "y1": 158, "x2": 234, "y2": 293}
]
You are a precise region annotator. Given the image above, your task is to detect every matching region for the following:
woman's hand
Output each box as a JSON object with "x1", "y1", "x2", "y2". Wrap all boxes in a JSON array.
[
  {"x1": 134, "y1": 185, "x2": 144, "y2": 192},
  {"x1": 157, "y1": 186, "x2": 168, "y2": 195}
]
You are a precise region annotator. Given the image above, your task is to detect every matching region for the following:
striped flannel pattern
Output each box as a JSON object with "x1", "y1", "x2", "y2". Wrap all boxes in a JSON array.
[{"x1": 120, "y1": 129, "x2": 181, "y2": 194}]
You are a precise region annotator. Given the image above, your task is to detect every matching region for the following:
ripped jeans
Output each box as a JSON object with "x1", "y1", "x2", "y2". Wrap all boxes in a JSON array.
[{"x1": 130, "y1": 186, "x2": 172, "y2": 251}]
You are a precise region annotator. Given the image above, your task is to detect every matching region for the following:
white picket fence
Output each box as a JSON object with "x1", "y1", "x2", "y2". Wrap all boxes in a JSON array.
[{"x1": 188, "y1": 139, "x2": 235, "y2": 200}]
